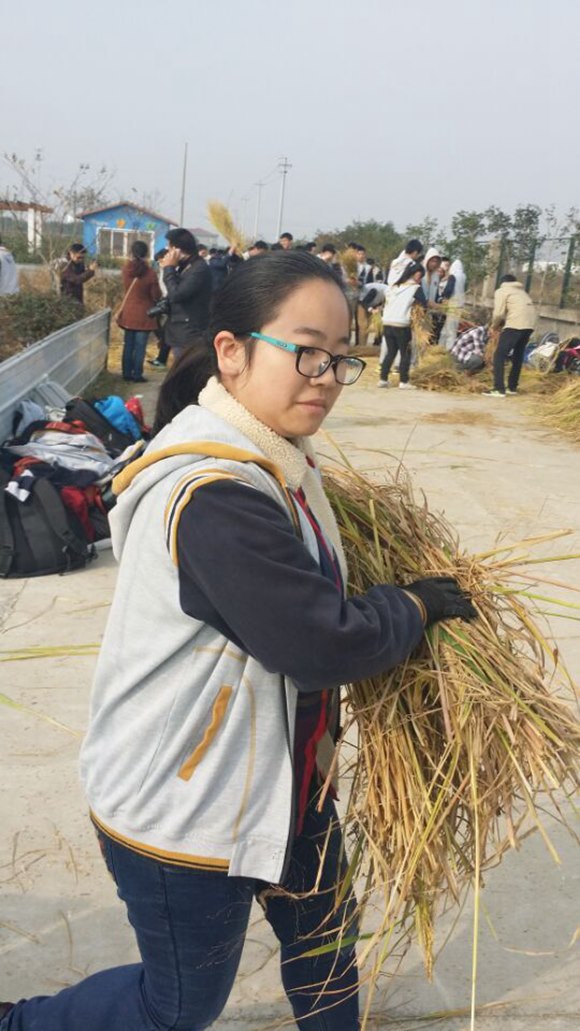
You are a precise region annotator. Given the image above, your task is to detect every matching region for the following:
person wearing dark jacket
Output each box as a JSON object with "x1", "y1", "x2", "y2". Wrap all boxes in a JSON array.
[
  {"x1": 118, "y1": 241, "x2": 162, "y2": 382},
  {"x1": 59, "y1": 243, "x2": 97, "y2": 304},
  {"x1": 160, "y1": 228, "x2": 212, "y2": 360},
  {"x1": 208, "y1": 246, "x2": 242, "y2": 291}
]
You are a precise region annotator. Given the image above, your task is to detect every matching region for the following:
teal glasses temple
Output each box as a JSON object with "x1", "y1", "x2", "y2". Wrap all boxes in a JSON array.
[{"x1": 250, "y1": 332, "x2": 301, "y2": 354}]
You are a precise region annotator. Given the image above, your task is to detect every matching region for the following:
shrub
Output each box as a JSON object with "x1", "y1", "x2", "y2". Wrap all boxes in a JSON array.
[{"x1": 0, "y1": 292, "x2": 83, "y2": 362}]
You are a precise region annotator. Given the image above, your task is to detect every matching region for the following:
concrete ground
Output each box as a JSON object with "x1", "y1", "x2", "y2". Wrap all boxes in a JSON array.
[{"x1": 1, "y1": 359, "x2": 579, "y2": 1029}]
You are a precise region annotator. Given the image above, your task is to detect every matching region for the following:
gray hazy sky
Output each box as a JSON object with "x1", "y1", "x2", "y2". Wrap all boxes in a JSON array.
[{"x1": 3, "y1": 0, "x2": 579, "y2": 241}]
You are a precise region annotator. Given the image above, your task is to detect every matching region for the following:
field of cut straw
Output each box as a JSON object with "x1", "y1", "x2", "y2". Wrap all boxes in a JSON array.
[
  {"x1": 389, "y1": 346, "x2": 570, "y2": 398},
  {"x1": 321, "y1": 461, "x2": 579, "y2": 1027}
]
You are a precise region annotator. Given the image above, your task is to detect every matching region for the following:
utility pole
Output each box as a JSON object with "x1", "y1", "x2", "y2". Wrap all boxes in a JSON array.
[
  {"x1": 253, "y1": 180, "x2": 265, "y2": 239},
  {"x1": 276, "y1": 157, "x2": 292, "y2": 239},
  {"x1": 179, "y1": 142, "x2": 188, "y2": 225}
]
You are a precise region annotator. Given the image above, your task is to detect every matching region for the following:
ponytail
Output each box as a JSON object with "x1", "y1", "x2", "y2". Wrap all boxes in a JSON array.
[{"x1": 152, "y1": 339, "x2": 217, "y2": 435}]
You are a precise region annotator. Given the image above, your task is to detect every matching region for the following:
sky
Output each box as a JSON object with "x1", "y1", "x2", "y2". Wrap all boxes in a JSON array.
[{"x1": 2, "y1": 0, "x2": 579, "y2": 242}]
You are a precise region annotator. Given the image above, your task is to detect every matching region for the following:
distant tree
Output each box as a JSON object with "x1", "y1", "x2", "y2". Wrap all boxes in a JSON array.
[
  {"x1": 511, "y1": 203, "x2": 543, "y2": 264},
  {"x1": 1, "y1": 152, "x2": 115, "y2": 276},
  {"x1": 448, "y1": 210, "x2": 489, "y2": 285},
  {"x1": 315, "y1": 219, "x2": 402, "y2": 266},
  {"x1": 484, "y1": 205, "x2": 512, "y2": 239},
  {"x1": 404, "y1": 217, "x2": 440, "y2": 251}
]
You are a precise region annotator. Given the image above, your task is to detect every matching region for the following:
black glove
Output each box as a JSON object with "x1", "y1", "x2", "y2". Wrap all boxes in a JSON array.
[{"x1": 404, "y1": 576, "x2": 477, "y2": 627}]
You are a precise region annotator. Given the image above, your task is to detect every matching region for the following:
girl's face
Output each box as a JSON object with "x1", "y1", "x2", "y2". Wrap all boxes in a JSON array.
[{"x1": 215, "y1": 279, "x2": 351, "y2": 438}]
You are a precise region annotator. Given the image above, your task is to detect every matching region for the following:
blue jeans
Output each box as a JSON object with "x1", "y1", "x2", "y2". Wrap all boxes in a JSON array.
[
  {"x1": 5, "y1": 794, "x2": 359, "y2": 1030},
  {"x1": 122, "y1": 330, "x2": 149, "y2": 380}
]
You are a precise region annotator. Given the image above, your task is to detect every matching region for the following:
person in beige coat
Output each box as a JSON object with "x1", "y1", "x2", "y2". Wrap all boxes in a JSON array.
[{"x1": 484, "y1": 274, "x2": 536, "y2": 396}]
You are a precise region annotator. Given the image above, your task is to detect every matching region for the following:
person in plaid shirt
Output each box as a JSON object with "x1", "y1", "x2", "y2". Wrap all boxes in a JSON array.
[{"x1": 451, "y1": 324, "x2": 488, "y2": 372}]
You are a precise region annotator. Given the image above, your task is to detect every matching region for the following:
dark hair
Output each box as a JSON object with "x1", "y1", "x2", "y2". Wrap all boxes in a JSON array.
[
  {"x1": 154, "y1": 247, "x2": 168, "y2": 261},
  {"x1": 250, "y1": 240, "x2": 268, "y2": 251},
  {"x1": 320, "y1": 243, "x2": 336, "y2": 255},
  {"x1": 280, "y1": 232, "x2": 293, "y2": 242},
  {"x1": 153, "y1": 251, "x2": 348, "y2": 434},
  {"x1": 500, "y1": 273, "x2": 517, "y2": 283},
  {"x1": 395, "y1": 261, "x2": 425, "y2": 286},
  {"x1": 405, "y1": 239, "x2": 423, "y2": 255},
  {"x1": 131, "y1": 240, "x2": 149, "y2": 260},
  {"x1": 440, "y1": 255, "x2": 451, "y2": 263},
  {"x1": 69, "y1": 243, "x2": 86, "y2": 255},
  {"x1": 166, "y1": 227, "x2": 198, "y2": 256}
]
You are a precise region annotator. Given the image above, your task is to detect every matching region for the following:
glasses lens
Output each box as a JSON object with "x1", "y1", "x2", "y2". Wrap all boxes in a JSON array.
[
  {"x1": 336, "y1": 357, "x2": 365, "y2": 384},
  {"x1": 297, "y1": 347, "x2": 331, "y2": 378}
]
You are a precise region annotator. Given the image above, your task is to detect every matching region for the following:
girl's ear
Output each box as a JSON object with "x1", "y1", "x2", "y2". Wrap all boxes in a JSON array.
[{"x1": 213, "y1": 332, "x2": 248, "y2": 377}]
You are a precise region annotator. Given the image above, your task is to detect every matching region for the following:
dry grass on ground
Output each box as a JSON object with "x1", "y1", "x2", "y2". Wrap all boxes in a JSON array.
[{"x1": 533, "y1": 379, "x2": 580, "y2": 444}]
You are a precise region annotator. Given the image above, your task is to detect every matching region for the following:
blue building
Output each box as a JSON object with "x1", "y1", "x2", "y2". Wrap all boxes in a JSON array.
[{"x1": 78, "y1": 201, "x2": 178, "y2": 260}]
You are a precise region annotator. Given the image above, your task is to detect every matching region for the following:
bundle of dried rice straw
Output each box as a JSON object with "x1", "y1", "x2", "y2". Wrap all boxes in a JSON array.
[
  {"x1": 321, "y1": 461, "x2": 579, "y2": 1022},
  {"x1": 206, "y1": 200, "x2": 247, "y2": 253},
  {"x1": 410, "y1": 303, "x2": 435, "y2": 353},
  {"x1": 340, "y1": 247, "x2": 359, "y2": 284},
  {"x1": 537, "y1": 378, "x2": 580, "y2": 443},
  {"x1": 410, "y1": 346, "x2": 489, "y2": 392}
]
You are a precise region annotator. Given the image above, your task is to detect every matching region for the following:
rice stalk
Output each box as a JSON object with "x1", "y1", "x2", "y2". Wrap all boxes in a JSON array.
[
  {"x1": 484, "y1": 326, "x2": 501, "y2": 363},
  {"x1": 410, "y1": 305, "x2": 434, "y2": 354},
  {"x1": 206, "y1": 200, "x2": 247, "y2": 253},
  {"x1": 0, "y1": 692, "x2": 81, "y2": 735},
  {"x1": 339, "y1": 248, "x2": 359, "y2": 284},
  {"x1": 0, "y1": 644, "x2": 99, "y2": 662},
  {"x1": 319, "y1": 461, "x2": 579, "y2": 1024}
]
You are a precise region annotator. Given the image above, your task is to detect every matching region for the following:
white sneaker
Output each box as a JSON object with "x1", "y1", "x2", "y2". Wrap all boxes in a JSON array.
[
  {"x1": 377, "y1": 380, "x2": 389, "y2": 388},
  {"x1": 399, "y1": 382, "x2": 417, "y2": 390}
]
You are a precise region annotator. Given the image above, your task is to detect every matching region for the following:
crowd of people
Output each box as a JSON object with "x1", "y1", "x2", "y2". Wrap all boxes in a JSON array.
[
  {"x1": 24, "y1": 223, "x2": 535, "y2": 404},
  {"x1": 1, "y1": 225, "x2": 539, "y2": 399}
]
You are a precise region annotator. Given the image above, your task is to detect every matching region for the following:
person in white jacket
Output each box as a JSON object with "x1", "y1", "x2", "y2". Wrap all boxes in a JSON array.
[
  {"x1": 421, "y1": 247, "x2": 442, "y2": 304},
  {"x1": 379, "y1": 262, "x2": 427, "y2": 389},
  {"x1": 387, "y1": 238, "x2": 423, "y2": 286},
  {"x1": 0, "y1": 251, "x2": 476, "y2": 1031},
  {"x1": 0, "y1": 237, "x2": 19, "y2": 295},
  {"x1": 440, "y1": 259, "x2": 466, "y2": 350}
]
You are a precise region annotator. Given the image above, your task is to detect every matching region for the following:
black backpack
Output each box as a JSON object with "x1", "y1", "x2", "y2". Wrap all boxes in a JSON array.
[
  {"x1": 64, "y1": 398, "x2": 135, "y2": 457},
  {"x1": 0, "y1": 469, "x2": 94, "y2": 578}
]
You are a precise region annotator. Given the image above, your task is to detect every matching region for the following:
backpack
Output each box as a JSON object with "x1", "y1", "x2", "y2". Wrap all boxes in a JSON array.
[
  {"x1": 0, "y1": 469, "x2": 94, "y2": 578},
  {"x1": 63, "y1": 397, "x2": 135, "y2": 456}
]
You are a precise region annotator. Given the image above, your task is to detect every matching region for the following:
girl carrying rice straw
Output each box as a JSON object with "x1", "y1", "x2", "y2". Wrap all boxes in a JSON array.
[{"x1": 1, "y1": 253, "x2": 475, "y2": 1031}]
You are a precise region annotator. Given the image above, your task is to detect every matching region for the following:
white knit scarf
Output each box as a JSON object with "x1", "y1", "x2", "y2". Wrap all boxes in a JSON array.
[{"x1": 198, "y1": 377, "x2": 348, "y2": 582}]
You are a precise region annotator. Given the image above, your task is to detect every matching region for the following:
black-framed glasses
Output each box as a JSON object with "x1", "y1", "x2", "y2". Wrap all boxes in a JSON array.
[{"x1": 249, "y1": 332, "x2": 366, "y2": 385}]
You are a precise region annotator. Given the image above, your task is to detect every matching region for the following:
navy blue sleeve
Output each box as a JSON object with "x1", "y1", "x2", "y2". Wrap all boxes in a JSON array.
[
  {"x1": 441, "y1": 275, "x2": 456, "y2": 301},
  {"x1": 414, "y1": 285, "x2": 428, "y2": 307},
  {"x1": 176, "y1": 480, "x2": 424, "y2": 692}
]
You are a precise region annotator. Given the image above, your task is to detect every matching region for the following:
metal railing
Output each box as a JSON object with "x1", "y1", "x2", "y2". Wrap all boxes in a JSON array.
[
  {"x1": 495, "y1": 237, "x2": 579, "y2": 309},
  {"x1": 0, "y1": 309, "x2": 110, "y2": 442}
]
